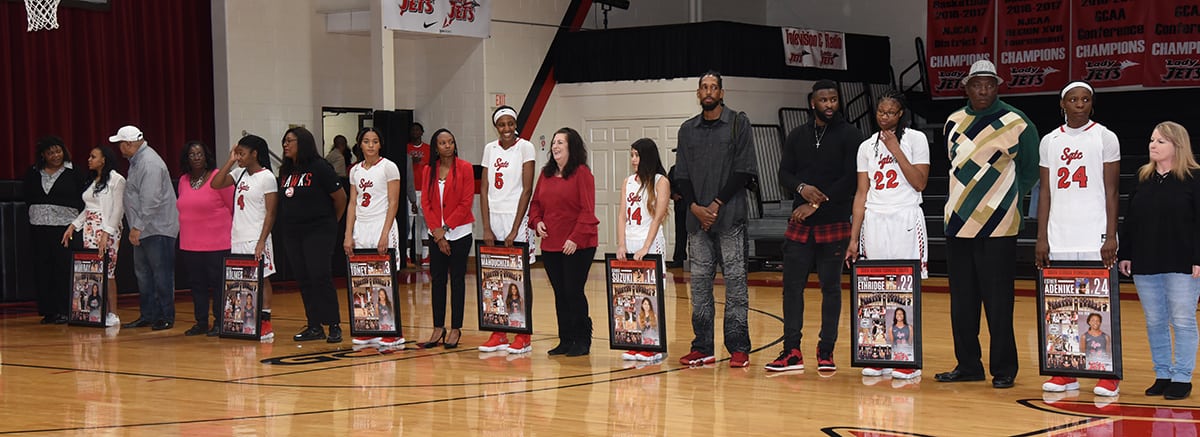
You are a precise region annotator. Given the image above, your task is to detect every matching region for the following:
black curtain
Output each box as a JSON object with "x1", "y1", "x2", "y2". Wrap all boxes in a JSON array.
[{"x1": 373, "y1": 109, "x2": 414, "y2": 267}]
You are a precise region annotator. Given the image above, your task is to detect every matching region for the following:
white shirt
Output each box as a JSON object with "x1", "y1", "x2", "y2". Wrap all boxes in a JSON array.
[
  {"x1": 349, "y1": 158, "x2": 401, "y2": 224},
  {"x1": 856, "y1": 128, "x2": 929, "y2": 213},
  {"x1": 230, "y1": 167, "x2": 277, "y2": 244},
  {"x1": 1039, "y1": 121, "x2": 1120, "y2": 253},
  {"x1": 481, "y1": 138, "x2": 536, "y2": 214},
  {"x1": 72, "y1": 170, "x2": 126, "y2": 235},
  {"x1": 623, "y1": 174, "x2": 665, "y2": 244},
  {"x1": 435, "y1": 179, "x2": 472, "y2": 241}
]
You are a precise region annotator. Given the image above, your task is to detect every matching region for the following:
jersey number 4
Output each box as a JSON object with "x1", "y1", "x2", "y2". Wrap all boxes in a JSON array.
[
  {"x1": 873, "y1": 170, "x2": 900, "y2": 190},
  {"x1": 1057, "y1": 166, "x2": 1088, "y2": 189}
]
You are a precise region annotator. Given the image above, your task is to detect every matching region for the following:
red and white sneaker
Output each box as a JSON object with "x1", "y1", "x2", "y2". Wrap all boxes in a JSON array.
[
  {"x1": 506, "y1": 334, "x2": 532, "y2": 354},
  {"x1": 621, "y1": 350, "x2": 639, "y2": 360},
  {"x1": 478, "y1": 332, "x2": 510, "y2": 352},
  {"x1": 764, "y1": 348, "x2": 804, "y2": 372},
  {"x1": 1094, "y1": 379, "x2": 1120, "y2": 397},
  {"x1": 1043, "y1": 376, "x2": 1080, "y2": 392},
  {"x1": 891, "y1": 368, "x2": 922, "y2": 379},
  {"x1": 862, "y1": 367, "x2": 893, "y2": 377},
  {"x1": 729, "y1": 352, "x2": 750, "y2": 368},
  {"x1": 637, "y1": 351, "x2": 663, "y2": 361},
  {"x1": 352, "y1": 336, "x2": 382, "y2": 345},
  {"x1": 679, "y1": 350, "x2": 715, "y2": 366},
  {"x1": 259, "y1": 320, "x2": 275, "y2": 341},
  {"x1": 378, "y1": 337, "x2": 405, "y2": 346}
]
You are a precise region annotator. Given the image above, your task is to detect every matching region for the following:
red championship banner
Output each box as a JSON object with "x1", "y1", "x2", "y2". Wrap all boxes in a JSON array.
[
  {"x1": 996, "y1": 0, "x2": 1069, "y2": 94},
  {"x1": 926, "y1": 0, "x2": 995, "y2": 98},
  {"x1": 1072, "y1": 0, "x2": 1146, "y2": 87},
  {"x1": 1146, "y1": 2, "x2": 1200, "y2": 87}
]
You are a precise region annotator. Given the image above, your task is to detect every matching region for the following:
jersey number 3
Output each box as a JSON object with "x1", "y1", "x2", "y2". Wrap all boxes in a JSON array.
[{"x1": 1057, "y1": 166, "x2": 1088, "y2": 189}]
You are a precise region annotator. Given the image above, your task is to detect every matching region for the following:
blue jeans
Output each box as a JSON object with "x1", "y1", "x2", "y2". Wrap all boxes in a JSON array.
[
  {"x1": 687, "y1": 223, "x2": 750, "y2": 355},
  {"x1": 1134, "y1": 273, "x2": 1200, "y2": 382},
  {"x1": 133, "y1": 235, "x2": 177, "y2": 322}
]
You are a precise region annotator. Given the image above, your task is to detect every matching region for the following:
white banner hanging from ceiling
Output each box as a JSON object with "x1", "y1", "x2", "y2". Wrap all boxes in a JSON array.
[
  {"x1": 781, "y1": 27, "x2": 847, "y2": 70},
  {"x1": 382, "y1": 0, "x2": 491, "y2": 38}
]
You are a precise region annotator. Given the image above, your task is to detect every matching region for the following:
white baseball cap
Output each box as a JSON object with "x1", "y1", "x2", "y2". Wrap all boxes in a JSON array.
[
  {"x1": 108, "y1": 125, "x2": 143, "y2": 142},
  {"x1": 960, "y1": 59, "x2": 1005, "y2": 86}
]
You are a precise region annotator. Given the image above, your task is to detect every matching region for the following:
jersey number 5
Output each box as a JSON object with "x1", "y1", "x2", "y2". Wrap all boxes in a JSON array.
[{"x1": 1057, "y1": 166, "x2": 1088, "y2": 189}]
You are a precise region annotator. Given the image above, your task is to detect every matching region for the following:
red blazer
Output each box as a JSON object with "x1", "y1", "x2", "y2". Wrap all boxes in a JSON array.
[{"x1": 421, "y1": 158, "x2": 476, "y2": 231}]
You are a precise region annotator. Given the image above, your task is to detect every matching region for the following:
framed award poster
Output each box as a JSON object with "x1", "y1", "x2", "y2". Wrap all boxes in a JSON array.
[
  {"x1": 604, "y1": 254, "x2": 667, "y2": 353},
  {"x1": 346, "y1": 249, "x2": 402, "y2": 338},
  {"x1": 850, "y1": 259, "x2": 922, "y2": 369},
  {"x1": 1037, "y1": 262, "x2": 1122, "y2": 380},
  {"x1": 219, "y1": 255, "x2": 265, "y2": 340},
  {"x1": 475, "y1": 242, "x2": 533, "y2": 334},
  {"x1": 68, "y1": 251, "x2": 108, "y2": 327}
]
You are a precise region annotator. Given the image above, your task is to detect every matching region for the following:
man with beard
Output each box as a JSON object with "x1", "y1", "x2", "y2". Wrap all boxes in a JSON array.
[
  {"x1": 672, "y1": 70, "x2": 758, "y2": 368},
  {"x1": 933, "y1": 60, "x2": 1038, "y2": 389},
  {"x1": 766, "y1": 80, "x2": 863, "y2": 372}
]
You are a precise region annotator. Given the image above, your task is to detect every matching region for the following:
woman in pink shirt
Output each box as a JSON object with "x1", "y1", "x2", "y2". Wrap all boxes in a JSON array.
[
  {"x1": 176, "y1": 141, "x2": 234, "y2": 336},
  {"x1": 530, "y1": 127, "x2": 599, "y2": 357}
]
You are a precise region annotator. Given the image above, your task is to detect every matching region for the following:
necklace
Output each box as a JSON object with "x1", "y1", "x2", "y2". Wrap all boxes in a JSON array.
[
  {"x1": 189, "y1": 171, "x2": 208, "y2": 190},
  {"x1": 814, "y1": 125, "x2": 827, "y2": 148}
]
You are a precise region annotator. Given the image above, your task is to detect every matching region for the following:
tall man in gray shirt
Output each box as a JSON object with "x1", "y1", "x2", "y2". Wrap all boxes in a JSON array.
[
  {"x1": 112, "y1": 125, "x2": 180, "y2": 331},
  {"x1": 673, "y1": 71, "x2": 758, "y2": 368}
]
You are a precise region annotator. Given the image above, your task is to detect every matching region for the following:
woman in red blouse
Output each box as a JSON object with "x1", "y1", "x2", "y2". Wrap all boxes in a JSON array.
[
  {"x1": 530, "y1": 127, "x2": 600, "y2": 356},
  {"x1": 420, "y1": 128, "x2": 475, "y2": 349}
]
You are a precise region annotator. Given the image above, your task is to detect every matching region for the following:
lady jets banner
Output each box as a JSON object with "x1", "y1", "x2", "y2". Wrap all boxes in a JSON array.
[{"x1": 383, "y1": 0, "x2": 491, "y2": 38}]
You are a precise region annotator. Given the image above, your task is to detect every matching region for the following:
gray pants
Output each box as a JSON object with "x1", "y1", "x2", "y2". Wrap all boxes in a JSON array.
[{"x1": 686, "y1": 223, "x2": 750, "y2": 355}]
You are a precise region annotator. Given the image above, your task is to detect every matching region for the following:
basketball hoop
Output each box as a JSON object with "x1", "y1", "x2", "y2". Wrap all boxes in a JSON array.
[{"x1": 25, "y1": 0, "x2": 62, "y2": 32}]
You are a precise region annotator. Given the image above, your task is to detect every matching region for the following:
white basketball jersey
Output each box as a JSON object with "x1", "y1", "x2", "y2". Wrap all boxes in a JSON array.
[
  {"x1": 230, "y1": 167, "x2": 277, "y2": 244},
  {"x1": 349, "y1": 157, "x2": 401, "y2": 224},
  {"x1": 623, "y1": 174, "x2": 664, "y2": 244},
  {"x1": 856, "y1": 128, "x2": 929, "y2": 213},
  {"x1": 1039, "y1": 121, "x2": 1120, "y2": 253},
  {"x1": 482, "y1": 138, "x2": 536, "y2": 214}
]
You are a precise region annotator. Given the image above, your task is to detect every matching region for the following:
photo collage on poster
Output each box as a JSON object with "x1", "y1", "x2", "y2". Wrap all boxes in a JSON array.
[
  {"x1": 476, "y1": 244, "x2": 531, "y2": 333},
  {"x1": 347, "y1": 251, "x2": 400, "y2": 336},
  {"x1": 69, "y1": 252, "x2": 106, "y2": 326},
  {"x1": 851, "y1": 262, "x2": 921, "y2": 368},
  {"x1": 605, "y1": 255, "x2": 667, "y2": 353},
  {"x1": 221, "y1": 256, "x2": 262, "y2": 338},
  {"x1": 1039, "y1": 265, "x2": 1121, "y2": 378}
]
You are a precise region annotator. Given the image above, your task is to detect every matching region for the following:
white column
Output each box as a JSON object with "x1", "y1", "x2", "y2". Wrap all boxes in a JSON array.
[
  {"x1": 370, "y1": 0, "x2": 395, "y2": 110},
  {"x1": 211, "y1": 0, "x2": 231, "y2": 157}
]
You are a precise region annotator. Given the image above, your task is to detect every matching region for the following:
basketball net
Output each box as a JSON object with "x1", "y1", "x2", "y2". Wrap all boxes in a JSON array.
[{"x1": 26, "y1": 0, "x2": 62, "y2": 32}]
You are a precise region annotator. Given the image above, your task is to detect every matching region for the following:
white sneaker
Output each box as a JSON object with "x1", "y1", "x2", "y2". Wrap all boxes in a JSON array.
[
  {"x1": 891, "y1": 368, "x2": 922, "y2": 379},
  {"x1": 621, "y1": 351, "x2": 639, "y2": 360},
  {"x1": 378, "y1": 337, "x2": 405, "y2": 346},
  {"x1": 636, "y1": 351, "x2": 663, "y2": 362},
  {"x1": 352, "y1": 336, "x2": 383, "y2": 345},
  {"x1": 861, "y1": 367, "x2": 893, "y2": 377},
  {"x1": 105, "y1": 313, "x2": 120, "y2": 327},
  {"x1": 1042, "y1": 376, "x2": 1080, "y2": 392}
]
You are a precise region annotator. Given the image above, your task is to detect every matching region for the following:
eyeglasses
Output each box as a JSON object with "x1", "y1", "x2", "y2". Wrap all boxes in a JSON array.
[
  {"x1": 283, "y1": 138, "x2": 298, "y2": 145},
  {"x1": 876, "y1": 110, "x2": 901, "y2": 118},
  {"x1": 187, "y1": 152, "x2": 205, "y2": 158}
]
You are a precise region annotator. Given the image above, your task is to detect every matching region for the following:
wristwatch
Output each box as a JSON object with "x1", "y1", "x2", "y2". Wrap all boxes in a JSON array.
[
  {"x1": 797, "y1": 183, "x2": 807, "y2": 194},
  {"x1": 442, "y1": 225, "x2": 451, "y2": 232}
]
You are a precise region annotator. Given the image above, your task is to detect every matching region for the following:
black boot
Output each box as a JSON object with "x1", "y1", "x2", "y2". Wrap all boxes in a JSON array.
[
  {"x1": 566, "y1": 317, "x2": 592, "y2": 357},
  {"x1": 547, "y1": 337, "x2": 573, "y2": 355}
]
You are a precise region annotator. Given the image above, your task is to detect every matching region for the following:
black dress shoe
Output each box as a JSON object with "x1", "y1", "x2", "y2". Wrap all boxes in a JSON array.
[
  {"x1": 934, "y1": 368, "x2": 986, "y2": 382},
  {"x1": 326, "y1": 325, "x2": 343, "y2": 343},
  {"x1": 1146, "y1": 378, "x2": 1172, "y2": 396},
  {"x1": 123, "y1": 318, "x2": 153, "y2": 328},
  {"x1": 206, "y1": 326, "x2": 220, "y2": 337},
  {"x1": 565, "y1": 341, "x2": 591, "y2": 357},
  {"x1": 40, "y1": 315, "x2": 56, "y2": 324},
  {"x1": 294, "y1": 326, "x2": 326, "y2": 341},
  {"x1": 184, "y1": 325, "x2": 208, "y2": 336},
  {"x1": 151, "y1": 320, "x2": 174, "y2": 330},
  {"x1": 992, "y1": 376, "x2": 1015, "y2": 389},
  {"x1": 1165, "y1": 382, "x2": 1192, "y2": 400},
  {"x1": 53, "y1": 314, "x2": 68, "y2": 324},
  {"x1": 547, "y1": 340, "x2": 573, "y2": 356}
]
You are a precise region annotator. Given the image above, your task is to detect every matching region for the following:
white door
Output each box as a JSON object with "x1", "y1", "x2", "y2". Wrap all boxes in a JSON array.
[{"x1": 584, "y1": 117, "x2": 690, "y2": 259}]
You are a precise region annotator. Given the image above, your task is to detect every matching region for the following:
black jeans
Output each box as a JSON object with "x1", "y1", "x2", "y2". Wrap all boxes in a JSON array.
[
  {"x1": 429, "y1": 234, "x2": 472, "y2": 328},
  {"x1": 542, "y1": 248, "x2": 596, "y2": 342},
  {"x1": 672, "y1": 200, "x2": 687, "y2": 262},
  {"x1": 946, "y1": 236, "x2": 1018, "y2": 378},
  {"x1": 31, "y1": 225, "x2": 73, "y2": 317},
  {"x1": 781, "y1": 237, "x2": 847, "y2": 353},
  {"x1": 282, "y1": 228, "x2": 340, "y2": 327},
  {"x1": 181, "y1": 249, "x2": 228, "y2": 328}
]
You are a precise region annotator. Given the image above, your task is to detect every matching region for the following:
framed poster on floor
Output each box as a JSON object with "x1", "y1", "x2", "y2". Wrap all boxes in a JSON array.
[
  {"x1": 1037, "y1": 262, "x2": 1122, "y2": 380},
  {"x1": 220, "y1": 255, "x2": 264, "y2": 340},
  {"x1": 475, "y1": 242, "x2": 533, "y2": 334},
  {"x1": 850, "y1": 259, "x2": 922, "y2": 370},
  {"x1": 68, "y1": 251, "x2": 107, "y2": 327},
  {"x1": 604, "y1": 254, "x2": 667, "y2": 353},
  {"x1": 346, "y1": 249, "x2": 402, "y2": 338}
]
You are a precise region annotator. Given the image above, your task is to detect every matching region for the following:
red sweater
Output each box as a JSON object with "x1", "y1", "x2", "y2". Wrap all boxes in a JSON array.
[
  {"x1": 422, "y1": 158, "x2": 476, "y2": 231},
  {"x1": 529, "y1": 165, "x2": 599, "y2": 251}
]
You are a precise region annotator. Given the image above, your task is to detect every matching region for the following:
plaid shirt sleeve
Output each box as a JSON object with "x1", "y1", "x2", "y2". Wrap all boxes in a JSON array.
[{"x1": 785, "y1": 221, "x2": 851, "y2": 244}]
